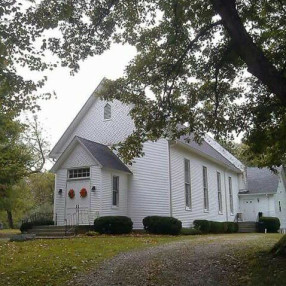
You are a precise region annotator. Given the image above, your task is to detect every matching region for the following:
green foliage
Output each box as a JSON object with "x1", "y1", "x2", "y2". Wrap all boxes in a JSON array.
[
  {"x1": 194, "y1": 220, "x2": 238, "y2": 234},
  {"x1": 259, "y1": 217, "x2": 280, "y2": 233},
  {"x1": 143, "y1": 216, "x2": 182, "y2": 235},
  {"x1": 180, "y1": 228, "x2": 202, "y2": 235},
  {"x1": 20, "y1": 220, "x2": 54, "y2": 233},
  {"x1": 271, "y1": 234, "x2": 286, "y2": 256},
  {"x1": 94, "y1": 216, "x2": 133, "y2": 234},
  {"x1": 193, "y1": 220, "x2": 211, "y2": 233},
  {"x1": 2, "y1": 1, "x2": 286, "y2": 167}
]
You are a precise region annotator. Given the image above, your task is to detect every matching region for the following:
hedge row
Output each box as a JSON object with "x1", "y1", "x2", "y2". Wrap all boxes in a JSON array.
[
  {"x1": 20, "y1": 220, "x2": 54, "y2": 232},
  {"x1": 143, "y1": 216, "x2": 182, "y2": 235},
  {"x1": 193, "y1": 220, "x2": 238, "y2": 234}
]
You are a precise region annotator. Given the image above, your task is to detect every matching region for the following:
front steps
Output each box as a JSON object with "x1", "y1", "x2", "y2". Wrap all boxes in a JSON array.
[
  {"x1": 27, "y1": 225, "x2": 75, "y2": 238},
  {"x1": 238, "y1": 221, "x2": 257, "y2": 233}
]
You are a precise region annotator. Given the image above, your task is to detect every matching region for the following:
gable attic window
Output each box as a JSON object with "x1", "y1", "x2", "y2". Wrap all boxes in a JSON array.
[
  {"x1": 68, "y1": 168, "x2": 90, "y2": 179},
  {"x1": 104, "y1": 103, "x2": 111, "y2": 120}
]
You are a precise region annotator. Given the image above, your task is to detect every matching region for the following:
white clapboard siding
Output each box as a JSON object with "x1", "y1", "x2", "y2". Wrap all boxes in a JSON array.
[
  {"x1": 128, "y1": 139, "x2": 170, "y2": 229},
  {"x1": 100, "y1": 169, "x2": 128, "y2": 217},
  {"x1": 274, "y1": 175, "x2": 286, "y2": 229},
  {"x1": 61, "y1": 143, "x2": 96, "y2": 169},
  {"x1": 54, "y1": 169, "x2": 67, "y2": 225},
  {"x1": 60, "y1": 99, "x2": 135, "y2": 155},
  {"x1": 89, "y1": 165, "x2": 102, "y2": 223},
  {"x1": 170, "y1": 144, "x2": 240, "y2": 227}
]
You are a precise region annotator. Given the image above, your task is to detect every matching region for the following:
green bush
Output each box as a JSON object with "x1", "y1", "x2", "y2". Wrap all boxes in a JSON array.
[
  {"x1": 193, "y1": 220, "x2": 238, "y2": 234},
  {"x1": 209, "y1": 221, "x2": 226, "y2": 233},
  {"x1": 143, "y1": 216, "x2": 182, "y2": 235},
  {"x1": 20, "y1": 220, "x2": 54, "y2": 232},
  {"x1": 20, "y1": 222, "x2": 33, "y2": 232},
  {"x1": 259, "y1": 217, "x2": 280, "y2": 233},
  {"x1": 225, "y1": 222, "x2": 239, "y2": 233},
  {"x1": 193, "y1": 220, "x2": 211, "y2": 233},
  {"x1": 180, "y1": 228, "x2": 202, "y2": 235},
  {"x1": 271, "y1": 234, "x2": 286, "y2": 256},
  {"x1": 94, "y1": 216, "x2": 133, "y2": 234}
]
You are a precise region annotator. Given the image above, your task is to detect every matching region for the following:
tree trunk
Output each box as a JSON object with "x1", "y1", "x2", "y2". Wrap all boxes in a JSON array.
[
  {"x1": 210, "y1": 0, "x2": 286, "y2": 105},
  {"x1": 6, "y1": 210, "x2": 14, "y2": 229}
]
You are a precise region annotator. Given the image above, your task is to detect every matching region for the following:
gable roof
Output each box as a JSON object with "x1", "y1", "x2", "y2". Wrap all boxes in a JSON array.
[
  {"x1": 76, "y1": 137, "x2": 132, "y2": 174},
  {"x1": 244, "y1": 167, "x2": 279, "y2": 194},
  {"x1": 177, "y1": 135, "x2": 242, "y2": 173},
  {"x1": 49, "y1": 79, "x2": 105, "y2": 159},
  {"x1": 51, "y1": 136, "x2": 132, "y2": 174}
]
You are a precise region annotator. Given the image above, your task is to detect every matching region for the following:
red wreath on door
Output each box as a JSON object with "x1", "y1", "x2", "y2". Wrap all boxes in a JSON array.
[
  {"x1": 68, "y1": 189, "x2": 75, "y2": 199},
  {"x1": 80, "y1": 188, "x2": 87, "y2": 198}
]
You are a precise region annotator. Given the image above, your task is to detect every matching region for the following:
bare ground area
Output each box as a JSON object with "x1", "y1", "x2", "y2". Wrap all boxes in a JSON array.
[{"x1": 69, "y1": 234, "x2": 278, "y2": 286}]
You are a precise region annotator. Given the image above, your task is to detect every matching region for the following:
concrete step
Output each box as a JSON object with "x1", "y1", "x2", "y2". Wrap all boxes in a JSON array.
[
  {"x1": 238, "y1": 221, "x2": 257, "y2": 233},
  {"x1": 27, "y1": 226, "x2": 75, "y2": 237}
]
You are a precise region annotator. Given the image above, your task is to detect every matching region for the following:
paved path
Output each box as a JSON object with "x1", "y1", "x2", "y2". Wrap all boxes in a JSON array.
[{"x1": 69, "y1": 235, "x2": 259, "y2": 286}]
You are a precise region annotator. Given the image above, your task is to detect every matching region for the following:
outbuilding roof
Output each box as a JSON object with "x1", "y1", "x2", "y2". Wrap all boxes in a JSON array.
[{"x1": 245, "y1": 167, "x2": 279, "y2": 194}]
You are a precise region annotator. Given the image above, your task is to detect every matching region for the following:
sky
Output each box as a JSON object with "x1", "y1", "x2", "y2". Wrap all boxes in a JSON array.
[{"x1": 27, "y1": 44, "x2": 137, "y2": 153}]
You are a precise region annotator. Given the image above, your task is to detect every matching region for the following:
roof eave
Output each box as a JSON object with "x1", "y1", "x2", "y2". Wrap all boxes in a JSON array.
[{"x1": 175, "y1": 140, "x2": 242, "y2": 173}]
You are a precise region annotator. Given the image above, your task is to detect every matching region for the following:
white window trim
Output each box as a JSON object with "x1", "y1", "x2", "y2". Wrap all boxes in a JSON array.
[
  {"x1": 217, "y1": 171, "x2": 223, "y2": 214},
  {"x1": 184, "y1": 159, "x2": 192, "y2": 211},
  {"x1": 229, "y1": 176, "x2": 234, "y2": 215},
  {"x1": 112, "y1": 175, "x2": 119, "y2": 207},
  {"x1": 104, "y1": 103, "x2": 112, "y2": 120},
  {"x1": 203, "y1": 166, "x2": 209, "y2": 211},
  {"x1": 67, "y1": 167, "x2": 90, "y2": 180}
]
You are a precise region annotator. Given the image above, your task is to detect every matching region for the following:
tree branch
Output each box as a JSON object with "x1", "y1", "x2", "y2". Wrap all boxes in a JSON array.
[{"x1": 210, "y1": 0, "x2": 286, "y2": 105}]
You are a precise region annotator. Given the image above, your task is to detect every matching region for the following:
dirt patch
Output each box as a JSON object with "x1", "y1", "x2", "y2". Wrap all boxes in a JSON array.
[{"x1": 69, "y1": 234, "x2": 262, "y2": 286}]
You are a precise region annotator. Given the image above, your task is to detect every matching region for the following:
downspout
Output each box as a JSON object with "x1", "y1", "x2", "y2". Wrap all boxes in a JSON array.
[
  {"x1": 224, "y1": 169, "x2": 229, "y2": 221},
  {"x1": 168, "y1": 141, "x2": 173, "y2": 217}
]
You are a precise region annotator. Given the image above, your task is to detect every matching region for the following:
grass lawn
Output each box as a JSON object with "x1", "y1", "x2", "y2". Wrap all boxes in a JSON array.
[
  {"x1": 0, "y1": 233, "x2": 284, "y2": 286},
  {"x1": 0, "y1": 234, "x2": 183, "y2": 286}
]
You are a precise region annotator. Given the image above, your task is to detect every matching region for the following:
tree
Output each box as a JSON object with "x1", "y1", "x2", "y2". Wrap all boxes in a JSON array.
[
  {"x1": 0, "y1": 113, "x2": 49, "y2": 228},
  {"x1": 3, "y1": 0, "x2": 286, "y2": 167}
]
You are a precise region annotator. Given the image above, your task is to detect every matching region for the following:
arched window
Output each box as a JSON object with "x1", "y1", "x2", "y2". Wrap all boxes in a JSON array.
[{"x1": 104, "y1": 103, "x2": 111, "y2": 120}]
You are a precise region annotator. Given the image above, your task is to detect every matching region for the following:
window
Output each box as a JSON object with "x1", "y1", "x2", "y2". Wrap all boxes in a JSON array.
[
  {"x1": 279, "y1": 201, "x2": 282, "y2": 212},
  {"x1": 203, "y1": 166, "x2": 209, "y2": 211},
  {"x1": 184, "y1": 159, "x2": 191, "y2": 209},
  {"x1": 112, "y1": 176, "x2": 119, "y2": 206},
  {"x1": 104, "y1": 103, "x2": 111, "y2": 120},
  {"x1": 229, "y1": 177, "x2": 234, "y2": 215},
  {"x1": 68, "y1": 168, "x2": 90, "y2": 179},
  {"x1": 217, "y1": 172, "x2": 223, "y2": 213}
]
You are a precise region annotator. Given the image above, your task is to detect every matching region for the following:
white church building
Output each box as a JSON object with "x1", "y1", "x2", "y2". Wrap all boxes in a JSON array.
[{"x1": 50, "y1": 80, "x2": 286, "y2": 229}]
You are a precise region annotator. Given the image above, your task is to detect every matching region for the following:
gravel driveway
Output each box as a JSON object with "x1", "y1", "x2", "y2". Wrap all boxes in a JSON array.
[{"x1": 69, "y1": 234, "x2": 260, "y2": 286}]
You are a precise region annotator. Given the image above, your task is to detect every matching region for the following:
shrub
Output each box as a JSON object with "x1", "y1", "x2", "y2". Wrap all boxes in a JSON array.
[
  {"x1": 209, "y1": 221, "x2": 226, "y2": 233},
  {"x1": 193, "y1": 220, "x2": 211, "y2": 233},
  {"x1": 20, "y1": 219, "x2": 54, "y2": 233},
  {"x1": 20, "y1": 222, "x2": 33, "y2": 232},
  {"x1": 225, "y1": 222, "x2": 239, "y2": 233},
  {"x1": 94, "y1": 216, "x2": 133, "y2": 234},
  {"x1": 193, "y1": 220, "x2": 238, "y2": 234},
  {"x1": 259, "y1": 217, "x2": 280, "y2": 233},
  {"x1": 180, "y1": 228, "x2": 202, "y2": 235},
  {"x1": 271, "y1": 234, "x2": 286, "y2": 256},
  {"x1": 143, "y1": 216, "x2": 182, "y2": 235}
]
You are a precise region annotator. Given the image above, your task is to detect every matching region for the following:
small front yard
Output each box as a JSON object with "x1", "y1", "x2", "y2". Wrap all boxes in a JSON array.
[
  {"x1": 0, "y1": 233, "x2": 284, "y2": 286},
  {"x1": 0, "y1": 234, "x2": 183, "y2": 286}
]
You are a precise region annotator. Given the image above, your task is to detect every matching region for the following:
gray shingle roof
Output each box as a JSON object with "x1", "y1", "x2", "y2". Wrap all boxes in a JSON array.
[
  {"x1": 245, "y1": 167, "x2": 279, "y2": 194},
  {"x1": 77, "y1": 136, "x2": 132, "y2": 174},
  {"x1": 178, "y1": 135, "x2": 241, "y2": 173}
]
